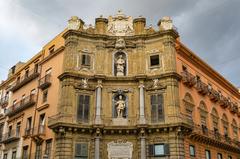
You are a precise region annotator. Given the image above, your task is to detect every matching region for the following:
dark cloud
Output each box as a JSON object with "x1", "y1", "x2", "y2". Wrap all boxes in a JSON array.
[{"x1": 0, "y1": 0, "x2": 240, "y2": 87}]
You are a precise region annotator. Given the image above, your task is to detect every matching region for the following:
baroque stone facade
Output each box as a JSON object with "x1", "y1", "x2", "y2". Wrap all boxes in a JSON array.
[{"x1": 0, "y1": 11, "x2": 240, "y2": 159}]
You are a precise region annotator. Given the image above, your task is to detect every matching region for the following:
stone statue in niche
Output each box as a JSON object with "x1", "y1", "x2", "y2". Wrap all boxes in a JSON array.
[
  {"x1": 114, "y1": 53, "x2": 126, "y2": 76},
  {"x1": 115, "y1": 95, "x2": 126, "y2": 118},
  {"x1": 116, "y1": 55, "x2": 125, "y2": 76}
]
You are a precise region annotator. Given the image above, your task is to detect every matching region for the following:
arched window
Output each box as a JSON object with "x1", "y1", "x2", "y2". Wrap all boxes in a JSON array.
[
  {"x1": 198, "y1": 101, "x2": 208, "y2": 133},
  {"x1": 232, "y1": 119, "x2": 238, "y2": 140},
  {"x1": 183, "y1": 93, "x2": 195, "y2": 121},
  {"x1": 221, "y1": 113, "x2": 229, "y2": 137},
  {"x1": 211, "y1": 108, "x2": 219, "y2": 134}
]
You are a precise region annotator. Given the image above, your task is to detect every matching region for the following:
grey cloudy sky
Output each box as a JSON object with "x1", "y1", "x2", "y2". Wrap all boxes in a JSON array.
[{"x1": 0, "y1": 0, "x2": 240, "y2": 87}]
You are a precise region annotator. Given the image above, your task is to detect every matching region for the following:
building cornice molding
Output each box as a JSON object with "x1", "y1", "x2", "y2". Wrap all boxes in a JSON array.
[{"x1": 177, "y1": 42, "x2": 240, "y2": 99}]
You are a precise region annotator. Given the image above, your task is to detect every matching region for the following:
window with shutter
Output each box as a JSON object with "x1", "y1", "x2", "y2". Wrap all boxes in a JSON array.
[
  {"x1": 77, "y1": 95, "x2": 90, "y2": 123},
  {"x1": 148, "y1": 143, "x2": 169, "y2": 157},
  {"x1": 75, "y1": 143, "x2": 88, "y2": 159},
  {"x1": 151, "y1": 94, "x2": 164, "y2": 123},
  {"x1": 81, "y1": 54, "x2": 91, "y2": 66}
]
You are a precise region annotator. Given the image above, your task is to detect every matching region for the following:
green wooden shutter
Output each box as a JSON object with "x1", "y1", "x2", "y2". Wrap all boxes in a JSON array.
[
  {"x1": 80, "y1": 143, "x2": 88, "y2": 157},
  {"x1": 151, "y1": 95, "x2": 157, "y2": 123},
  {"x1": 148, "y1": 144, "x2": 154, "y2": 156},
  {"x1": 84, "y1": 96, "x2": 90, "y2": 122},
  {"x1": 164, "y1": 144, "x2": 170, "y2": 155},
  {"x1": 77, "y1": 95, "x2": 84, "y2": 121},
  {"x1": 157, "y1": 94, "x2": 164, "y2": 121}
]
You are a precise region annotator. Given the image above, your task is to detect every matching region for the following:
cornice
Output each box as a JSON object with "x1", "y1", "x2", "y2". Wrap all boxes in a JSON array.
[
  {"x1": 62, "y1": 29, "x2": 179, "y2": 42},
  {"x1": 39, "y1": 46, "x2": 65, "y2": 65},
  {"x1": 177, "y1": 42, "x2": 240, "y2": 99}
]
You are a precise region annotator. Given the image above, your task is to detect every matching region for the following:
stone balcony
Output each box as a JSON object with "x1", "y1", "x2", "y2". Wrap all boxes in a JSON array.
[
  {"x1": 10, "y1": 69, "x2": 40, "y2": 92},
  {"x1": 181, "y1": 71, "x2": 196, "y2": 87},
  {"x1": 0, "y1": 129, "x2": 20, "y2": 144},
  {"x1": 190, "y1": 124, "x2": 240, "y2": 153},
  {"x1": 5, "y1": 94, "x2": 36, "y2": 117},
  {"x1": 208, "y1": 88, "x2": 220, "y2": 102},
  {"x1": 38, "y1": 74, "x2": 51, "y2": 90},
  {"x1": 195, "y1": 80, "x2": 208, "y2": 95}
]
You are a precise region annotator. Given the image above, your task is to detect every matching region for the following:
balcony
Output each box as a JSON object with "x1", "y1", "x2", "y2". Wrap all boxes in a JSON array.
[
  {"x1": 10, "y1": 69, "x2": 40, "y2": 92},
  {"x1": 0, "y1": 96, "x2": 8, "y2": 108},
  {"x1": 38, "y1": 74, "x2": 51, "y2": 90},
  {"x1": 5, "y1": 94, "x2": 36, "y2": 117},
  {"x1": 0, "y1": 129, "x2": 20, "y2": 144},
  {"x1": 219, "y1": 96, "x2": 229, "y2": 108},
  {"x1": 195, "y1": 80, "x2": 208, "y2": 95},
  {"x1": 208, "y1": 89, "x2": 220, "y2": 102},
  {"x1": 181, "y1": 71, "x2": 196, "y2": 87},
  {"x1": 229, "y1": 103, "x2": 238, "y2": 114},
  {"x1": 190, "y1": 125, "x2": 240, "y2": 151}
]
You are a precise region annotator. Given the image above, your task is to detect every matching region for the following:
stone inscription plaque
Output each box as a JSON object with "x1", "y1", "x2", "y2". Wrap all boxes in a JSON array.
[{"x1": 107, "y1": 141, "x2": 133, "y2": 159}]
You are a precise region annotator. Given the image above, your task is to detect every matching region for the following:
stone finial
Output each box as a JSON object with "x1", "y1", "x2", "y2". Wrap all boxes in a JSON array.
[
  {"x1": 68, "y1": 16, "x2": 84, "y2": 30},
  {"x1": 158, "y1": 16, "x2": 173, "y2": 31}
]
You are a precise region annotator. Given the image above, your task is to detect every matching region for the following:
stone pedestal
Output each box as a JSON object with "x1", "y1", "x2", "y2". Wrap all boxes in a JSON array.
[{"x1": 112, "y1": 117, "x2": 128, "y2": 126}]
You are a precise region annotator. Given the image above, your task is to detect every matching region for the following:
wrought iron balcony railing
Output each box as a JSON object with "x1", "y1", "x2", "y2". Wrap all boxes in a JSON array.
[
  {"x1": 0, "y1": 129, "x2": 20, "y2": 144},
  {"x1": 10, "y1": 69, "x2": 40, "y2": 92},
  {"x1": 5, "y1": 94, "x2": 36, "y2": 117},
  {"x1": 38, "y1": 74, "x2": 51, "y2": 90},
  {"x1": 191, "y1": 124, "x2": 240, "y2": 149}
]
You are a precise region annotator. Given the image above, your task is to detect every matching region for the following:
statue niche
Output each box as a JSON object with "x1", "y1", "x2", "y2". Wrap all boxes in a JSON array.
[
  {"x1": 113, "y1": 94, "x2": 127, "y2": 118},
  {"x1": 114, "y1": 52, "x2": 127, "y2": 76}
]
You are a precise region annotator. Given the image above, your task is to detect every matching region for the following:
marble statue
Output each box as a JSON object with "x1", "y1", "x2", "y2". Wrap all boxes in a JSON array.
[
  {"x1": 115, "y1": 95, "x2": 125, "y2": 118},
  {"x1": 115, "y1": 55, "x2": 125, "y2": 76}
]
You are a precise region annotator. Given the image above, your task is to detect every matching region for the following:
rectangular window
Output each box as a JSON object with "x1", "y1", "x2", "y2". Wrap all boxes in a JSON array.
[
  {"x1": 228, "y1": 156, "x2": 232, "y2": 159},
  {"x1": 35, "y1": 143, "x2": 42, "y2": 159},
  {"x1": 75, "y1": 143, "x2": 88, "y2": 159},
  {"x1": 8, "y1": 125, "x2": 12, "y2": 137},
  {"x1": 151, "y1": 94, "x2": 164, "y2": 123},
  {"x1": 189, "y1": 145, "x2": 195, "y2": 157},
  {"x1": 217, "y1": 153, "x2": 223, "y2": 159},
  {"x1": 45, "y1": 139, "x2": 52, "y2": 158},
  {"x1": 3, "y1": 153, "x2": 7, "y2": 159},
  {"x1": 81, "y1": 54, "x2": 91, "y2": 66},
  {"x1": 148, "y1": 143, "x2": 169, "y2": 157},
  {"x1": 26, "y1": 117, "x2": 32, "y2": 135},
  {"x1": 205, "y1": 150, "x2": 211, "y2": 159},
  {"x1": 25, "y1": 69, "x2": 29, "y2": 78},
  {"x1": 42, "y1": 89, "x2": 48, "y2": 103},
  {"x1": 23, "y1": 146, "x2": 28, "y2": 159},
  {"x1": 77, "y1": 95, "x2": 90, "y2": 122},
  {"x1": 34, "y1": 63, "x2": 39, "y2": 73},
  {"x1": 16, "y1": 122, "x2": 21, "y2": 137},
  {"x1": 39, "y1": 114, "x2": 45, "y2": 134},
  {"x1": 150, "y1": 55, "x2": 160, "y2": 67},
  {"x1": 12, "y1": 151, "x2": 16, "y2": 159}
]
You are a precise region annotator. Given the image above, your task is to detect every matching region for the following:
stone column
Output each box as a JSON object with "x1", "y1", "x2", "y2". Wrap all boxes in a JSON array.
[
  {"x1": 94, "y1": 137, "x2": 100, "y2": 159},
  {"x1": 139, "y1": 81, "x2": 146, "y2": 124},
  {"x1": 140, "y1": 137, "x2": 146, "y2": 159},
  {"x1": 95, "y1": 80, "x2": 102, "y2": 124}
]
